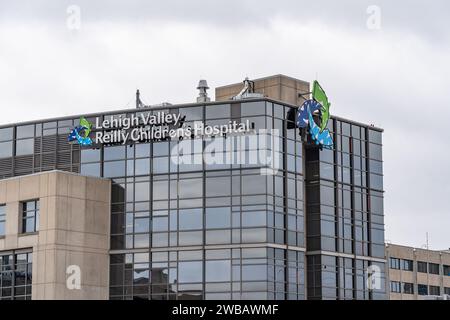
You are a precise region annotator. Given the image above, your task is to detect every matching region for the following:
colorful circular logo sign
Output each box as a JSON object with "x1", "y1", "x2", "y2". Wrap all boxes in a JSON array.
[{"x1": 296, "y1": 81, "x2": 333, "y2": 150}]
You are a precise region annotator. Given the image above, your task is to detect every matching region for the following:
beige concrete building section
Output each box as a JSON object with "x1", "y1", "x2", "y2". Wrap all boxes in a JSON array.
[
  {"x1": 0, "y1": 171, "x2": 111, "y2": 300},
  {"x1": 215, "y1": 74, "x2": 310, "y2": 106},
  {"x1": 386, "y1": 244, "x2": 450, "y2": 300}
]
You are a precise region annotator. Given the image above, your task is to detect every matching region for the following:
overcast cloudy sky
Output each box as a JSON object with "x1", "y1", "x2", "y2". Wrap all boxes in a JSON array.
[{"x1": 0, "y1": 1, "x2": 449, "y2": 249}]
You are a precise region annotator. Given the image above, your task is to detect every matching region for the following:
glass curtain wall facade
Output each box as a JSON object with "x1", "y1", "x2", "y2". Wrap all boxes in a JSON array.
[
  {"x1": 304, "y1": 118, "x2": 385, "y2": 299},
  {"x1": 0, "y1": 98, "x2": 385, "y2": 300},
  {"x1": 105, "y1": 101, "x2": 305, "y2": 300}
]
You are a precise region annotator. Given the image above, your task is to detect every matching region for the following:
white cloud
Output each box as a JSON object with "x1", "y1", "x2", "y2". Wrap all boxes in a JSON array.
[{"x1": 0, "y1": 1, "x2": 449, "y2": 249}]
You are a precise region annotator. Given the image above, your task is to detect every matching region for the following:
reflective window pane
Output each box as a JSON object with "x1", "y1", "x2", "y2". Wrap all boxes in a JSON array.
[
  {"x1": 153, "y1": 181, "x2": 168, "y2": 200},
  {"x1": 0, "y1": 128, "x2": 13, "y2": 141},
  {"x1": 178, "y1": 261, "x2": 203, "y2": 283},
  {"x1": 135, "y1": 182, "x2": 150, "y2": 202},
  {"x1": 179, "y1": 209, "x2": 202, "y2": 230},
  {"x1": 16, "y1": 125, "x2": 34, "y2": 139},
  {"x1": 0, "y1": 141, "x2": 13, "y2": 158},
  {"x1": 81, "y1": 149, "x2": 101, "y2": 163},
  {"x1": 242, "y1": 265, "x2": 267, "y2": 281},
  {"x1": 206, "y1": 207, "x2": 231, "y2": 229},
  {"x1": 206, "y1": 104, "x2": 230, "y2": 119},
  {"x1": 104, "y1": 146, "x2": 126, "y2": 161},
  {"x1": 81, "y1": 163, "x2": 101, "y2": 177},
  {"x1": 135, "y1": 143, "x2": 150, "y2": 158},
  {"x1": 368, "y1": 130, "x2": 382, "y2": 144},
  {"x1": 16, "y1": 139, "x2": 34, "y2": 156},
  {"x1": 135, "y1": 159, "x2": 150, "y2": 175},
  {"x1": 242, "y1": 175, "x2": 266, "y2": 195},
  {"x1": 153, "y1": 157, "x2": 168, "y2": 174},
  {"x1": 104, "y1": 161, "x2": 125, "y2": 178},
  {"x1": 206, "y1": 260, "x2": 231, "y2": 282},
  {"x1": 179, "y1": 179, "x2": 203, "y2": 198},
  {"x1": 206, "y1": 177, "x2": 230, "y2": 197}
]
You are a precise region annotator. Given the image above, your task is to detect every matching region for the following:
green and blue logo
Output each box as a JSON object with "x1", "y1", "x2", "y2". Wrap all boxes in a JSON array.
[
  {"x1": 68, "y1": 117, "x2": 93, "y2": 146},
  {"x1": 297, "y1": 81, "x2": 333, "y2": 150}
]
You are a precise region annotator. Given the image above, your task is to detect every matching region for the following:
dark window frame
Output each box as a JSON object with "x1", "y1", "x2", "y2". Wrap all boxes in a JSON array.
[
  {"x1": 389, "y1": 257, "x2": 400, "y2": 270},
  {"x1": 402, "y1": 282, "x2": 414, "y2": 294},
  {"x1": 444, "y1": 265, "x2": 450, "y2": 277},
  {"x1": 0, "y1": 204, "x2": 6, "y2": 236},
  {"x1": 390, "y1": 281, "x2": 401, "y2": 293},
  {"x1": 417, "y1": 261, "x2": 428, "y2": 273},
  {"x1": 402, "y1": 259, "x2": 413, "y2": 271},
  {"x1": 0, "y1": 250, "x2": 33, "y2": 300},
  {"x1": 428, "y1": 263, "x2": 440, "y2": 275},
  {"x1": 418, "y1": 284, "x2": 428, "y2": 296},
  {"x1": 21, "y1": 200, "x2": 40, "y2": 234},
  {"x1": 429, "y1": 285, "x2": 440, "y2": 296}
]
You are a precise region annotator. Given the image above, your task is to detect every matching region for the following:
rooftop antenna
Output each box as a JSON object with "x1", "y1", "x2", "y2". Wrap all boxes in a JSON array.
[{"x1": 136, "y1": 89, "x2": 142, "y2": 108}]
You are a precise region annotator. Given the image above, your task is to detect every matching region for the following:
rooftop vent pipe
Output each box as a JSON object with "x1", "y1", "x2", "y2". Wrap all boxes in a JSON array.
[{"x1": 196, "y1": 80, "x2": 210, "y2": 103}]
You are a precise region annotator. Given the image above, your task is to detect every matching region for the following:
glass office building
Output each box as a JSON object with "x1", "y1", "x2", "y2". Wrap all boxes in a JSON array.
[{"x1": 0, "y1": 83, "x2": 385, "y2": 300}]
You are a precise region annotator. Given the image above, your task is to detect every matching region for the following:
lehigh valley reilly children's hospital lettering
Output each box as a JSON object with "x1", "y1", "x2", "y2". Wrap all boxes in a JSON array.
[{"x1": 68, "y1": 111, "x2": 253, "y2": 146}]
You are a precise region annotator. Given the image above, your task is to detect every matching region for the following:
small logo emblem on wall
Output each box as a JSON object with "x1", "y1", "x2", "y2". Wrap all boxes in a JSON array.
[
  {"x1": 297, "y1": 80, "x2": 333, "y2": 150},
  {"x1": 68, "y1": 117, "x2": 93, "y2": 146}
]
